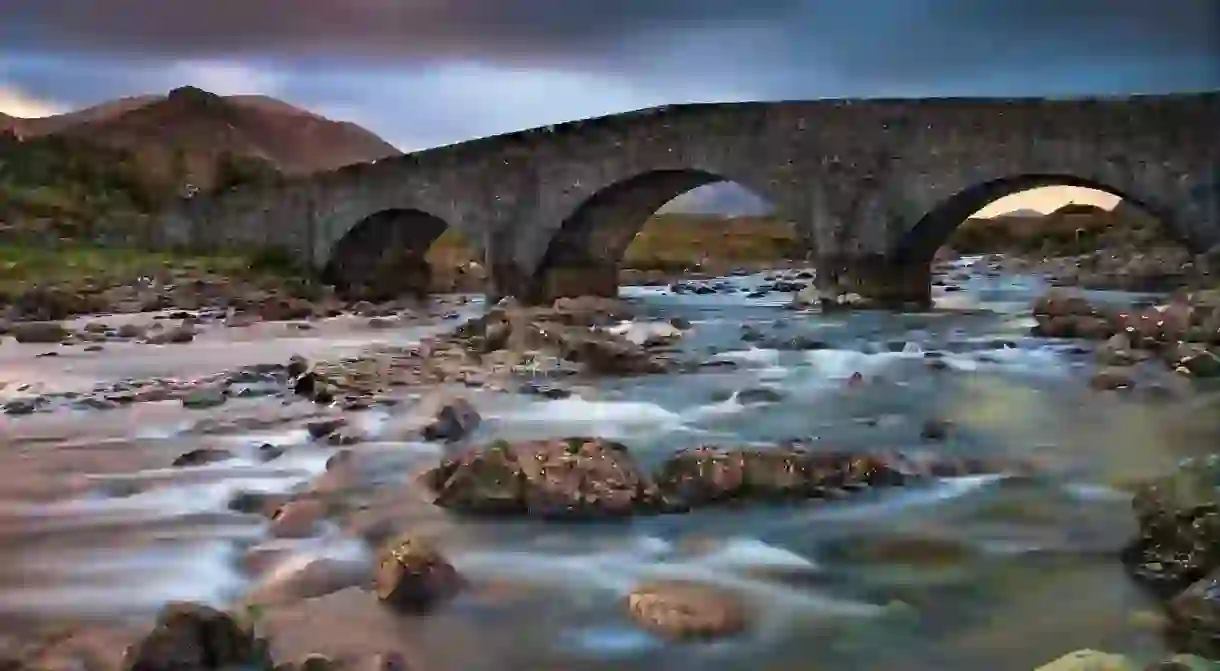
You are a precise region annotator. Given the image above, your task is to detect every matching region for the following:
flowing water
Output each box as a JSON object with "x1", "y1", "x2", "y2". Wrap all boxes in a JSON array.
[{"x1": 3, "y1": 256, "x2": 1219, "y2": 670}]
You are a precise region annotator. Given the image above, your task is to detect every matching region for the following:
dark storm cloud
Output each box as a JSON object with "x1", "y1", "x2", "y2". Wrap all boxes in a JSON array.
[
  {"x1": 0, "y1": 0, "x2": 805, "y2": 64},
  {"x1": 1, "y1": 0, "x2": 1216, "y2": 89}
]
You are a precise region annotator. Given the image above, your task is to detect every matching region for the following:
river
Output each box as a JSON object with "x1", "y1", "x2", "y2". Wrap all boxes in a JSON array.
[{"x1": 2, "y1": 255, "x2": 1217, "y2": 670}]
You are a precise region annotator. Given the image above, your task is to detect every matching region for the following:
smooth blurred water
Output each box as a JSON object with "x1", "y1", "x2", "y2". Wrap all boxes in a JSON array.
[{"x1": 3, "y1": 258, "x2": 1216, "y2": 670}]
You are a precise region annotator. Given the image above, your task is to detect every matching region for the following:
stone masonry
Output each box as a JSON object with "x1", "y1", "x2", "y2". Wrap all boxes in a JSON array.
[{"x1": 155, "y1": 92, "x2": 1220, "y2": 305}]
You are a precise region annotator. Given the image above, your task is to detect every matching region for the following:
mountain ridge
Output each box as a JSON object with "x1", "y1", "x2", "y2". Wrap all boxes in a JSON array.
[{"x1": 0, "y1": 86, "x2": 401, "y2": 186}]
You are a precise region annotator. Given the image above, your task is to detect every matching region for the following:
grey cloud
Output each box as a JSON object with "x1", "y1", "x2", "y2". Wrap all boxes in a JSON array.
[
  {"x1": 1, "y1": 0, "x2": 1215, "y2": 91},
  {"x1": 0, "y1": 0, "x2": 803, "y2": 64}
]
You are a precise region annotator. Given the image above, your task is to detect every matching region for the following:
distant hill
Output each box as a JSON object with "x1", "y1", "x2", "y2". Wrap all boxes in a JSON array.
[
  {"x1": 0, "y1": 86, "x2": 402, "y2": 242},
  {"x1": 0, "y1": 86, "x2": 400, "y2": 189},
  {"x1": 990, "y1": 208, "x2": 1046, "y2": 219},
  {"x1": 662, "y1": 183, "x2": 774, "y2": 216},
  {"x1": 1, "y1": 95, "x2": 162, "y2": 137},
  {"x1": 950, "y1": 200, "x2": 1171, "y2": 256}
]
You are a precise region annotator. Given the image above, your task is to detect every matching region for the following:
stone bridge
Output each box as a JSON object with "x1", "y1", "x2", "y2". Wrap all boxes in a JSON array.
[{"x1": 156, "y1": 92, "x2": 1220, "y2": 305}]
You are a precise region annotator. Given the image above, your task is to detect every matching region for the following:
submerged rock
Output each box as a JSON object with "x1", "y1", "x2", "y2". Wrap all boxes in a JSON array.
[
  {"x1": 625, "y1": 580, "x2": 748, "y2": 641},
  {"x1": 373, "y1": 534, "x2": 465, "y2": 613}
]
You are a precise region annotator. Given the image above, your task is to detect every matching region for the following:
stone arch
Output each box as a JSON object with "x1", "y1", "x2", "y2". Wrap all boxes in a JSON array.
[
  {"x1": 823, "y1": 171, "x2": 1205, "y2": 309},
  {"x1": 320, "y1": 208, "x2": 469, "y2": 301},
  {"x1": 892, "y1": 173, "x2": 1194, "y2": 268},
  {"x1": 526, "y1": 168, "x2": 798, "y2": 302}
]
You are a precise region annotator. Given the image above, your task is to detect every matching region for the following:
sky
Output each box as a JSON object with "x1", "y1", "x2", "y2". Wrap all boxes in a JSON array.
[{"x1": 1, "y1": 1, "x2": 1216, "y2": 215}]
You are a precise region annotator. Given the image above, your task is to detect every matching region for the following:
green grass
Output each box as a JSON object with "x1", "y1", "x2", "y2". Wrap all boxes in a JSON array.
[
  {"x1": 0, "y1": 244, "x2": 298, "y2": 296},
  {"x1": 623, "y1": 213, "x2": 802, "y2": 270},
  {"x1": 425, "y1": 213, "x2": 802, "y2": 272}
]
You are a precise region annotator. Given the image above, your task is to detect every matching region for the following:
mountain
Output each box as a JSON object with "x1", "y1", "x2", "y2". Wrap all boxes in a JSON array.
[
  {"x1": 661, "y1": 182, "x2": 774, "y2": 216},
  {"x1": 1, "y1": 86, "x2": 401, "y2": 188},
  {"x1": 2, "y1": 95, "x2": 162, "y2": 137},
  {"x1": 992, "y1": 208, "x2": 1047, "y2": 219}
]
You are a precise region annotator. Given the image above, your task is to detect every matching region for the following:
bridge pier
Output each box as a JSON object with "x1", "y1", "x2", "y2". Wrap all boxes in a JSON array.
[{"x1": 818, "y1": 254, "x2": 932, "y2": 309}]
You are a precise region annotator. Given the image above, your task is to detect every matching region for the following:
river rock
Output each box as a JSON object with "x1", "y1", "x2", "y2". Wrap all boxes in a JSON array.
[
  {"x1": 420, "y1": 437, "x2": 670, "y2": 518},
  {"x1": 171, "y1": 447, "x2": 235, "y2": 467},
  {"x1": 3, "y1": 397, "x2": 40, "y2": 415},
  {"x1": 791, "y1": 285, "x2": 823, "y2": 308},
  {"x1": 1166, "y1": 569, "x2": 1220, "y2": 659},
  {"x1": 1089, "y1": 368, "x2": 1135, "y2": 391},
  {"x1": 307, "y1": 417, "x2": 347, "y2": 439},
  {"x1": 116, "y1": 323, "x2": 146, "y2": 339},
  {"x1": 625, "y1": 580, "x2": 748, "y2": 641},
  {"x1": 550, "y1": 295, "x2": 635, "y2": 325},
  {"x1": 373, "y1": 534, "x2": 465, "y2": 613},
  {"x1": 450, "y1": 301, "x2": 668, "y2": 376},
  {"x1": 8, "y1": 321, "x2": 69, "y2": 343},
  {"x1": 146, "y1": 323, "x2": 196, "y2": 345},
  {"x1": 121, "y1": 601, "x2": 272, "y2": 671},
  {"x1": 1122, "y1": 456, "x2": 1220, "y2": 598},
  {"x1": 1096, "y1": 333, "x2": 1146, "y2": 366},
  {"x1": 735, "y1": 387, "x2": 785, "y2": 404},
  {"x1": 180, "y1": 385, "x2": 228, "y2": 409},
  {"x1": 420, "y1": 396, "x2": 481, "y2": 443},
  {"x1": 556, "y1": 328, "x2": 668, "y2": 375},
  {"x1": 1163, "y1": 342, "x2": 1220, "y2": 378},
  {"x1": 1032, "y1": 649, "x2": 1138, "y2": 671},
  {"x1": 652, "y1": 447, "x2": 909, "y2": 506}
]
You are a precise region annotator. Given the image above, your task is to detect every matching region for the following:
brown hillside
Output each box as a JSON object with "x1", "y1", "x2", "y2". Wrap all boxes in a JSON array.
[
  {"x1": 951, "y1": 198, "x2": 1172, "y2": 255},
  {"x1": 6, "y1": 86, "x2": 400, "y2": 189},
  {"x1": 5, "y1": 95, "x2": 162, "y2": 138},
  {"x1": 54, "y1": 87, "x2": 401, "y2": 183}
]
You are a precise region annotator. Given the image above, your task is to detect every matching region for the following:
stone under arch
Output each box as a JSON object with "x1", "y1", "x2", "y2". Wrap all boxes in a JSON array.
[
  {"x1": 526, "y1": 169, "x2": 795, "y2": 302},
  {"x1": 320, "y1": 208, "x2": 468, "y2": 301}
]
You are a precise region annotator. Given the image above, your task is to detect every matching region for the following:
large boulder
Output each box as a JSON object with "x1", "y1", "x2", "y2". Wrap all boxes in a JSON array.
[
  {"x1": 651, "y1": 447, "x2": 910, "y2": 506},
  {"x1": 1122, "y1": 458, "x2": 1220, "y2": 598},
  {"x1": 1167, "y1": 569, "x2": 1220, "y2": 659},
  {"x1": 373, "y1": 534, "x2": 466, "y2": 613},
  {"x1": 8, "y1": 320, "x2": 70, "y2": 343},
  {"x1": 1121, "y1": 457, "x2": 1220, "y2": 659},
  {"x1": 419, "y1": 437, "x2": 672, "y2": 518},
  {"x1": 121, "y1": 602, "x2": 273, "y2": 671}
]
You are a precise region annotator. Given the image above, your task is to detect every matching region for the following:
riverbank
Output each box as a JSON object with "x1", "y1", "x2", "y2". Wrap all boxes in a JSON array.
[{"x1": 4, "y1": 256, "x2": 1220, "y2": 669}]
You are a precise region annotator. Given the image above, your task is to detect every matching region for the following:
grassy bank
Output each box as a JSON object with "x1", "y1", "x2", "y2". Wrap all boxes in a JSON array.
[
  {"x1": 0, "y1": 244, "x2": 301, "y2": 298},
  {"x1": 0, "y1": 202, "x2": 1183, "y2": 302}
]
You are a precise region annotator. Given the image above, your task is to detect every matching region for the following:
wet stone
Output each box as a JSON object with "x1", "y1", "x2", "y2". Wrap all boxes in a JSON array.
[
  {"x1": 373, "y1": 535, "x2": 465, "y2": 614},
  {"x1": 421, "y1": 437, "x2": 669, "y2": 518},
  {"x1": 625, "y1": 580, "x2": 748, "y2": 641},
  {"x1": 121, "y1": 601, "x2": 272, "y2": 671},
  {"x1": 171, "y1": 448, "x2": 235, "y2": 467}
]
